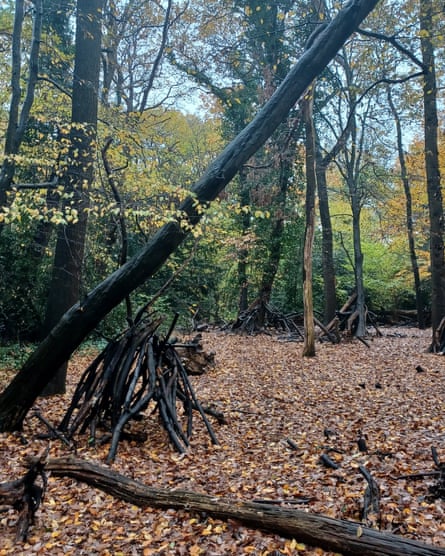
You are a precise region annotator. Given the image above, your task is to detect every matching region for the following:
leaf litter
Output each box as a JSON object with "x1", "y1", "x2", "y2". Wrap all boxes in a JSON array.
[{"x1": 1, "y1": 326, "x2": 445, "y2": 554}]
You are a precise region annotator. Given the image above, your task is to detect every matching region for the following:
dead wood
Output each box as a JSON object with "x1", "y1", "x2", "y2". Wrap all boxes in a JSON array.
[
  {"x1": 44, "y1": 456, "x2": 445, "y2": 556},
  {"x1": 314, "y1": 316, "x2": 339, "y2": 343},
  {"x1": 393, "y1": 447, "x2": 445, "y2": 500},
  {"x1": 359, "y1": 465, "x2": 380, "y2": 526},
  {"x1": 433, "y1": 317, "x2": 445, "y2": 354},
  {"x1": 0, "y1": 454, "x2": 47, "y2": 541},
  {"x1": 57, "y1": 316, "x2": 219, "y2": 462},
  {"x1": 428, "y1": 447, "x2": 445, "y2": 499},
  {"x1": 319, "y1": 453, "x2": 340, "y2": 469},
  {"x1": 229, "y1": 302, "x2": 305, "y2": 338},
  {"x1": 395, "y1": 471, "x2": 441, "y2": 480}
]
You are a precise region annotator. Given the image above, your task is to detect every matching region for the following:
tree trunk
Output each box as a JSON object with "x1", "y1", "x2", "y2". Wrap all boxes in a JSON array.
[
  {"x1": 316, "y1": 151, "x2": 337, "y2": 324},
  {"x1": 302, "y1": 86, "x2": 317, "y2": 357},
  {"x1": 255, "y1": 154, "x2": 291, "y2": 327},
  {"x1": 420, "y1": 0, "x2": 445, "y2": 346},
  {"x1": 386, "y1": 87, "x2": 425, "y2": 329},
  {"x1": 350, "y1": 187, "x2": 366, "y2": 337},
  {"x1": 0, "y1": 0, "x2": 42, "y2": 209},
  {"x1": 0, "y1": 0, "x2": 380, "y2": 431},
  {"x1": 44, "y1": 456, "x2": 445, "y2": 556},
  {"x1": 237, "y1": 171, "x2": 250, "y2": 313},
  {"x1": 42, "y1": 0, "x2": 103, "y2": 394}
]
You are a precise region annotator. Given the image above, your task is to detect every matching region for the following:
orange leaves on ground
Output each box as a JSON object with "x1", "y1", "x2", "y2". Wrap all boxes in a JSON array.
[{"x1": 1, "y1": 327, "x2": 445, "y2": 554}]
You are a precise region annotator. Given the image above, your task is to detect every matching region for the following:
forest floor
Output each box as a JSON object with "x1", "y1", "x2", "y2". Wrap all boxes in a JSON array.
[{"x1": 1, "y1": 326, "x2": 445, "y2": 555}]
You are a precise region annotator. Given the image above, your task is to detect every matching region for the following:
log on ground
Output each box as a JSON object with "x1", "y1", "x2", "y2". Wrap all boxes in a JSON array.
[{"x1": 45, "y1": 456, "x2": 445, "y2": 556}]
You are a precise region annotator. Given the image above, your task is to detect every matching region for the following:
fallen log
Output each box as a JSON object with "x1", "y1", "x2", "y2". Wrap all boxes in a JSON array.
[{"x1": 45, "y1": 456, "x2": 445, "y2": 556}]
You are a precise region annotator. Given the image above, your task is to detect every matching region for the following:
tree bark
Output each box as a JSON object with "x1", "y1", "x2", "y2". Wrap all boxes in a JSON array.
[
  {"x1": 302, "y1": 85, "x2": 317, "y2": 357},
  {"x1": 255, "y1": 154, "x2": 292, "y2": 328},
  {"x1": 44, "y1": 456, "x2": 445, "y2": 556},
  {"x1": 0, "y1": 0, "x2": 42, "y2": 209},
  {"x1": 316, "y1": 155, "x2": 337, "y2": 324},
  {"x1": 0, "y1": 0, "x2": 380, "y2": 431},
  {"x1": 237, "y1": 170, "x2": 250, "y2": 313},
  {"x1": 420, "y1": 0, "x2": 445, "y2": 346},
  {"x1": 386, "y1": 87, "x2": 425, "y2": 329},
  {"x1": 42, "y1": 0, "x2": 103, "y2": 394}
]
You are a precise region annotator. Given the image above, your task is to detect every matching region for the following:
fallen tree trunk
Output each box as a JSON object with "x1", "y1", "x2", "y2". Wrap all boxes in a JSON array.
[{"x1": 45, "y1": 456, "x2": 445, "y2": 556}]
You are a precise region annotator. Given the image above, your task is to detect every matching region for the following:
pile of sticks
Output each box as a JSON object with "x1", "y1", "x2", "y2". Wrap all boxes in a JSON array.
[
  {"x1": 58, "y1": 315, "x2": 218, "y2": 462},
  {"x1": 229, "y1": 301, "x2": 305, "y2": 337}
]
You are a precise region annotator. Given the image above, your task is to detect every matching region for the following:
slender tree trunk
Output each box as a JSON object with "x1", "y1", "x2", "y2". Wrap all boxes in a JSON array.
[
  {"x1": 419, "y1": 0, "x2": 445, "y2": 346},
  {"x1": 316, "y1": 152, "x2": 337, "y2": 324},
  {"x1": 237, "y1": 172, "x2": 250, "y2": 313},
  {"x1": 0, "y1": 0, "x2": 42, "y2": 209},
  {"x1": 302, "y1": 86, "x2": 316, "y2": 357},
  {"x1": 350, "y1": 185, "x2": 366, "y2": 337},
  {"x1": 255, "y1": 154, "x2": 291, "y2": 327},
  {"x1": 0, "y1": 0, "x2": 380, "y2": 431},
  {"x1": 386, "y1": 87, "x2": 425, "y2": 329},
  {"x1": 42, "y1": 0, "x2": 103, "y2": 394}
]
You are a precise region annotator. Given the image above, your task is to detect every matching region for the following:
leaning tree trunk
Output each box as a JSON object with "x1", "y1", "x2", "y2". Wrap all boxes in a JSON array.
[
  {"x1": 42, "y1": 0, "x2": 103, "y2": 395},
  {"x1": 420, "y1": 0, "x2": 445, "y2": 347},
  {"x1": 0, "y1": 0, "x2": 380, "y2": 432}
]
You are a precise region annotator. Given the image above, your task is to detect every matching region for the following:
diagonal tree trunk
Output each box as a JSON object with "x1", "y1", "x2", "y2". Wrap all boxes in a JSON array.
[{"x1": 0, "y1": 0, "x2": 380, "y2": 431}]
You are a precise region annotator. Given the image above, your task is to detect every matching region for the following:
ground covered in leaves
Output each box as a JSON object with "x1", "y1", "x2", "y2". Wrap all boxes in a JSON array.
[{"x1": 1, "y1": 327, "x2": 445, "y2": 555}]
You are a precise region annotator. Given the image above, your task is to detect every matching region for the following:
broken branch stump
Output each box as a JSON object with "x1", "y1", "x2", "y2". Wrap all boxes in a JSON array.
[{"x1": 0, "y1": 456, "x2": 47, "y2": 541}]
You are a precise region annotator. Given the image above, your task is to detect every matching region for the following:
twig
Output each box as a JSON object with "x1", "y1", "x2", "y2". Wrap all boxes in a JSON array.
[{"x1": 359, "y1": 465, "x2": 380, "y2": 527}]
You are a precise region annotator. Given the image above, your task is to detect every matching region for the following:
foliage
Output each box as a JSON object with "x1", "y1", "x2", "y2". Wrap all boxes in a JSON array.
[{"x1": 0, "y1": 0, "x2": 444, "y2": 347}]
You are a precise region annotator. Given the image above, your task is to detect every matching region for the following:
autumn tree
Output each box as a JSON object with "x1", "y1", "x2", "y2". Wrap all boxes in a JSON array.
[
  {"x1": 0, "y1": 0, "x2": 42, "y2": 211},
  {"x1": 302, "y1": 83, "x2": 317, "y2": 356},
  {"x1": 101, "y1": 0, "x2": 183, "y2": 112},
  {"x1": 0, "y1": 0, "x2": 380, "y2": 431},
  {"x1": 357, "y1": 0, "x2": 444, "y2": 335},
  {"x1": 42, "y1": 0, "x2": 103, "y2": 394},
  {"x1": 386, "y1": 86, "x2": 426, "y2": 328},
  {"x1": 171, "y1": 0, "x2": 308, "y2": 325}
]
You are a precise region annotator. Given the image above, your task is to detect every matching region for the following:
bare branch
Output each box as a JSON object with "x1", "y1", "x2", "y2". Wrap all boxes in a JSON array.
[{"x1": 357, "y1": 27, "x2": 426, "y2": 70}]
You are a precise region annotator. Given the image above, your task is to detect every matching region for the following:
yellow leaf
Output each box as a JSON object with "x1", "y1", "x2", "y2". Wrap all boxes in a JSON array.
[
  {"x1": 357, "y1": 525, "x2": 363, "y2": 537},
  {"x1": 201, "y1": 525, "x2": 213, "y2": 535}
]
